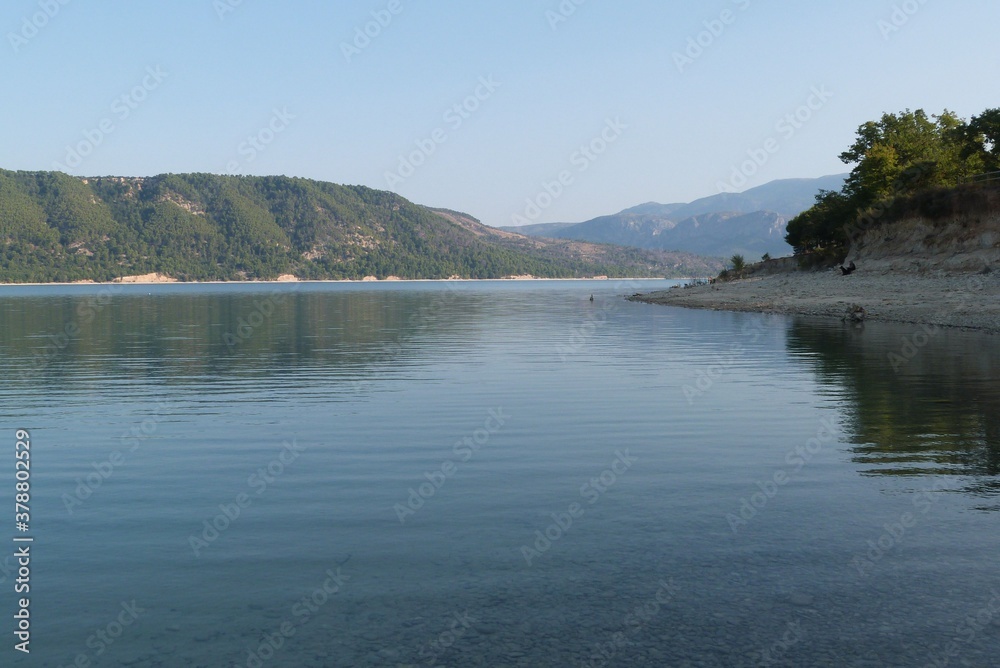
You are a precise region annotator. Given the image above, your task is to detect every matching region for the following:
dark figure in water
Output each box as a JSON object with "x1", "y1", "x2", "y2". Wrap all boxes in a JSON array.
[
  {"x1": 589, "y1": 294, "x2": 594, "y2": 302},
  {"x1": 840, "y1": 261, "x2": 857, "y2": 276}
]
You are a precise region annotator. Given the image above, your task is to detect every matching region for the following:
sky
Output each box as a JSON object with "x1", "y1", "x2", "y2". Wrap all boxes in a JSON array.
[{"x1": 3, "y1": 1, "x2": 999, "y2": 227}]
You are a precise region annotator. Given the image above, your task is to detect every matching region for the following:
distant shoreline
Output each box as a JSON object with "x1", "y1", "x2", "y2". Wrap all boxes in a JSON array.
[
  {"x1": 630, "y1": 270, "x2": 1000, "y2": 334},
  {"x1": 0, "y1": 276, "x2": 679, "y2": 288}
]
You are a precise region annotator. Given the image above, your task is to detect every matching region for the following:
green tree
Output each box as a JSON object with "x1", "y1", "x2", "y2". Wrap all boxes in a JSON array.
[
  {"x1": 729, "y1": 254, "x2": 746, "y2": 275},
  {"x1": 785, "y1": 189, "x2": 854, "y2": 254},
  {"x1": 962, "y1": 108, "x2": 1000, "y2": 173},
  {"x1": 786, "y1": 108, "x2": 987, "y2": 255},
  {"x1": 839, "y1": 109, "x2": 970, "y2": 209}
]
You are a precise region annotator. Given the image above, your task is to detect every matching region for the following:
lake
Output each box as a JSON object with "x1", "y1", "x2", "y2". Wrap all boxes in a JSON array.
[{"x1": 1, "y1": 279, "x2": 998, "y2": 667}]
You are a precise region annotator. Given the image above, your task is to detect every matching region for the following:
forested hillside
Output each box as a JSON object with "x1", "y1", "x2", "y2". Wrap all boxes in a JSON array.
[{"x1": 0, "y1": 171, "x2": 722, "y2": 282}]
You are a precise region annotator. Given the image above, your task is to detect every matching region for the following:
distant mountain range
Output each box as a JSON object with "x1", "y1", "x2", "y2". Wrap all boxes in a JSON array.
[
  {"x1": 500, "y1": 174, "x2": 848, "y2": 259},
  {"x1": 0, "y1": 170, "x2": 725, "y2": 283}
]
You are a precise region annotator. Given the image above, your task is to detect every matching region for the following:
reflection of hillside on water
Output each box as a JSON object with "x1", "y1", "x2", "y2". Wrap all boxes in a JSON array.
[{"x1": 0, "y1": 289, "x2": 485, "y2": 388}]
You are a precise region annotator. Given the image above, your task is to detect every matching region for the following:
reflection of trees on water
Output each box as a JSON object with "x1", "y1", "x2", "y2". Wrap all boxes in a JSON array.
[
  {"x1": 786, "y1": 318, "x2": 1000, "y2": 501},
  {"x1": 0, "y1": 289, "x2": 485, "y2": 392}
]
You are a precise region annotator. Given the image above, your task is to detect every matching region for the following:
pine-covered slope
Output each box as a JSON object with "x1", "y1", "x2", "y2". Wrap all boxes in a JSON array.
[{"x1": 0, "y1": 171, "x2": 724, "y2": 282}]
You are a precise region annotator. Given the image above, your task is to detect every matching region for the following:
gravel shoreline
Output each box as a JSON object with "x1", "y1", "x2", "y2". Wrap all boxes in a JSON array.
[{"x1": 629, "y1": 270, "x2": 1000, "y2": 334}]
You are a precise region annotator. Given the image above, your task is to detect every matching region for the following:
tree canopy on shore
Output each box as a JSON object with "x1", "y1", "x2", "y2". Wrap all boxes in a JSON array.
[{"x1": 785, "y1": 108, "x2": 1000, "y2": 256}]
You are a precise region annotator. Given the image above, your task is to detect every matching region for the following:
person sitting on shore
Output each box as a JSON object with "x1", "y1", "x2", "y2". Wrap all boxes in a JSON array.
[{"x1": 839, "y1": 261, "x2": 857, "y2": 276}]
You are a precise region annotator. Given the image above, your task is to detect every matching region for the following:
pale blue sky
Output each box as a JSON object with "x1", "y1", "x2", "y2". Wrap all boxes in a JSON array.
[{"x1": 3, "y1": 1, "x2": 998, "y2": 226}]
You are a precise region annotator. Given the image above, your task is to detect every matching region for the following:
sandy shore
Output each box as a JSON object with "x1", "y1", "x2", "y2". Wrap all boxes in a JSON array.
[{"x1": 631, "y1": 270, "x2": 1000, "y2": 334}]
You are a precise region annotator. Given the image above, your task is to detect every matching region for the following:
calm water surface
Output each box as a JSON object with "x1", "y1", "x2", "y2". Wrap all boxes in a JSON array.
[{"x1": 0, "y1": 280, "x2": 998, "y2": 667}]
